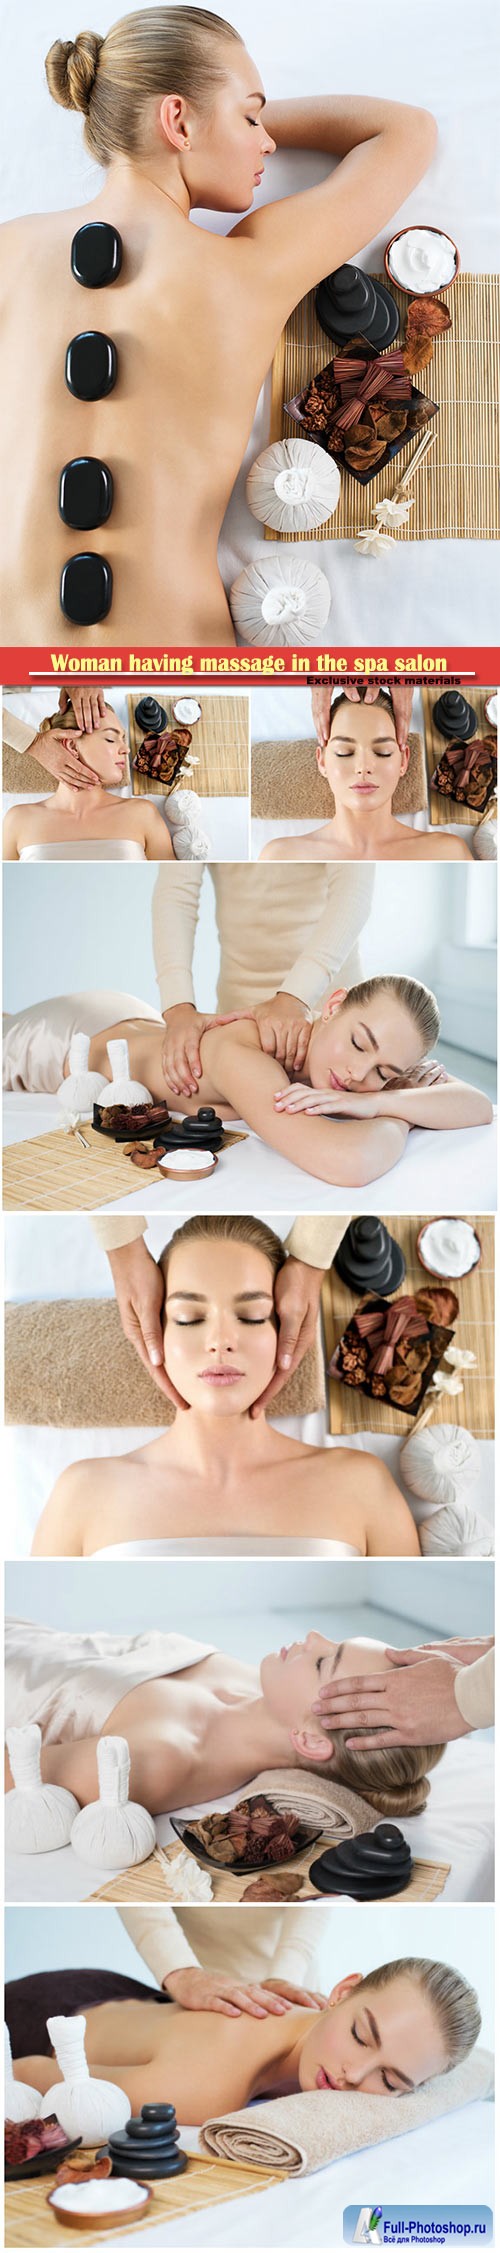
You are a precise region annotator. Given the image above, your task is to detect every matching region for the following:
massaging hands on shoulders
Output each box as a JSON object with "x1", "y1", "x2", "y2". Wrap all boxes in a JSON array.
[
  {"x1": 165, "y1": 1968, "x2": 326, "y2": 2017},
  {"x1": 313, "y1": 1637, "x2": 494, "y2": 1748}
]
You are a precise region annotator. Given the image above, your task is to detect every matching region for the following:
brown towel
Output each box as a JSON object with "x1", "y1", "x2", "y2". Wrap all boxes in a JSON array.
[
  {"x1": 201, "y1": 2047, "x2": 493, "y2": 2177},
  {"x1": 5, "y1": 1300, "x2": 325, "y2": 1427},
  {"x1": 252, "y1": 733, "x2": 426, "y2": 820}
]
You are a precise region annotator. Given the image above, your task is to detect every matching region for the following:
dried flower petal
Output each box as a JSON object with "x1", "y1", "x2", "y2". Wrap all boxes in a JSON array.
[{"x1": 403, "y1": 294, "x2": 452, "y2": 374}]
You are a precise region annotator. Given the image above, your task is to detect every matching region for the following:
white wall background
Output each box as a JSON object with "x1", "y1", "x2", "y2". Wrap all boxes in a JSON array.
[
  {"x1": 4, "y1": 1211, "x2": 298, "y2": 1300},
  {"x1": 6, "y1": 1556, "x2": 493, "y2": 1645},
  {"x1": 5, "y1": 1901, "x2": 494, "y2": 2052}
]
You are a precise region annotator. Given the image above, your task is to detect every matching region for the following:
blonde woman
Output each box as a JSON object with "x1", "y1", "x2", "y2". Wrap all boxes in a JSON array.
[
  {"x1": 0, "y1": 9, "x2": 436, "y2": 643},
  {"x1": 9, "y1": 1954, "x2": 481, "y2": 2124},
  {"x1": 3, "y1": 701, "x2": 174, "y2": 861},
  {"x1": 32, "y1": 1213, "x2": 421, "y2": 1560},
  {"x1": 260, "y1": 691, "x2": 473, "y2": 865},
  {"x1": 4, "y1": 974, "x2": 492, "y2": 1187}
]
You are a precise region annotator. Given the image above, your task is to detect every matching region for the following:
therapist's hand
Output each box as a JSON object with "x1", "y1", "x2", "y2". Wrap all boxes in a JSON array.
[
  {"x1": 253, "y1": 993, "x2": 311, "y2": 1076},
  {"x1": 165, "y1": 1968, "x2": 305, "y2": 2018},
  {"x1": 32, "y1": 727, "x2": 101, "y2": 790},
  {"x1": 107, "y1": 1237, "x2": 188, "y2": 1408},
  {"x1": 312, "y1": 1649, "x2": 474, "y2": 1748},
  {"x1": 161, "y1": 1004, "x2": 252, "y2": 1099},
  {"x1": 312, "y1": 678, "x2": 413, "y2": 754},
  {"x1": 58, "y1": 684, "x2": 109, "y2": 734},
  {"x1": 251, "y1": 1258, "x2": 325, "y2": 1417}
]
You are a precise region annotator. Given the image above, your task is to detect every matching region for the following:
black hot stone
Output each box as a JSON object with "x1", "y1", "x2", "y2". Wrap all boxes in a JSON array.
[
  {"x1": 60, "y1": 553, "x2": 113, "y2": 626},
  {"x1": 310, "y1": 1824, "x2": 413, "y2": 1900},
  {"x1": 153, "y1": 1108, "x2": 223, "y2": 1155},
  {"x1": 65, "y1": 331, "x2": 117, "y2": 402},
  {"x1": 134, "y1": 697, "x2": 168, "y2": 735},
  {"x1": 58, "y1": 457, "x2": 114, "y2": 531},
  {"x1": 315, "y1": 261, "x2": 400, "y2": 347},
  {"x1": 334, "y1": 1217, "x2": 406, "y2": 1297},
  {"x1": 71, "y1": 221, "x2": 122, "y2": 288},
  {"x1": 433, "y1": 691, "x2": 478, "y2": 744},
  {"x1": 103, "y1": 2102, "x2": 187, "y2": 2180}
]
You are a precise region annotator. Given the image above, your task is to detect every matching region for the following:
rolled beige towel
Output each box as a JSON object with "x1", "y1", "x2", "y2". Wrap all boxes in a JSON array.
[
  {"x1": 249, "y1": 1770, "x2": 376, "y2": 1839},
  {"x1": 201, "y1": 2047, "x2": 493, "y2": 2177}
]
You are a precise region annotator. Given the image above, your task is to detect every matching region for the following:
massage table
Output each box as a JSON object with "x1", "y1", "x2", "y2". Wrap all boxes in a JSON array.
[{"x1": 3, "y1": 1090, "x2": 496, "y2": 1214}]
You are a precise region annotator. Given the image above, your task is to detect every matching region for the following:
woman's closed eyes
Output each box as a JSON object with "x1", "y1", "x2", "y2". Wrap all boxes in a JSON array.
[
  {"x1": 351, "y1": 1035, "x2": 396, "y2": 1088},
  {"x1": 352, "y1": 2021, "x2": 406, "y2": 2096}
]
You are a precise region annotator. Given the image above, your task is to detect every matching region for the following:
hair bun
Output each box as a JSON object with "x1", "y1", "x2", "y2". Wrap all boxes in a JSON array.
[{"x1": 45, "y1": 31, "x2": 103, "y2": 114}]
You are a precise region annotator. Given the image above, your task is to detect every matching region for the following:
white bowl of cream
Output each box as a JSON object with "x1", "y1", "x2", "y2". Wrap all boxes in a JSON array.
[
  {"x1": 417, "y1": 1218, "x2": 481, "y2": 1278},
  {"x1": 385, "y1": 227, "x2": 459, "y2": 294},
  {"x1": 485, "y1": 693, "x2": 498, "y2": 728},
  {"x1": 173, "y1": 699, "x2": 202, "y2": 725}
]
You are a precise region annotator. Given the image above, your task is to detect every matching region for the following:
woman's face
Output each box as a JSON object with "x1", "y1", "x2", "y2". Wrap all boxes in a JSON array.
[
  {"x1": 318, "y1": 699, "x2": 408, "y2": 815},
  {"x1": 63, "y1": 708, "x2": 128, "y2": 788},
  {"x1": 163, "y1": 1236, "x2": 278, "y2": 1412},
  {"x1": 308, "y1": 991, "x2": 425, "y2": 1093},
  {"x1": 298, "y1": 1976, "x2": 448, "y2": 2095},
  {"x1": 260, "y1": 1634, "x2": 392, "y2": 1740},
  {"x1": 186, "y1": 45, "x2": 275, "y2": 212}
]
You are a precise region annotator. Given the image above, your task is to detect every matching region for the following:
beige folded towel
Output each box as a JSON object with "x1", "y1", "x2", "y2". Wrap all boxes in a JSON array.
[
  {"x1": 201, "y1": 2047, "x2": 493, "y2": 2177},
  {"x1": 5, "y1": 1301, "x2": 324, "y2": 1427},
  {"x1": 248, "y1": 1769, "x2": 377, "y2": 1839},
  {"x1": 252, "y1": 733, "x2": 426, "y2": 820}
]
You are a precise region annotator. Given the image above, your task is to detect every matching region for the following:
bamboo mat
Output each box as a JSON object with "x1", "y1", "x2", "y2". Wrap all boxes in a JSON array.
[
  {"x1": 90, "y1": 1841, "x2": 450, "y2": 1907},
  {"x1": 322, "y1": 1215, "x2": 494, "y2": 1437},
  {"x1": 2, "y1": 1124, "x2": 247, "y2": 1213},
  {"x1": 268, "y1": 274, "x2": 500, "y2": 540},
  {"x1": 128, "y1": 694, "x2": 249, "y2": 797},
  {"x1": 422, "y1": 685, "x2": 497, "y2": 826},
  {"x1": 5, "y1": 2149, "x2": 283, "y2": 2249}
]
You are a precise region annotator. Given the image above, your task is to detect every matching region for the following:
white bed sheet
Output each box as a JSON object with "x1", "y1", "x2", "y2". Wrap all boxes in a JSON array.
[
  {"x1": 6, "y1": 1728, "x2": 493, "y2": 1907},
  {"x1": 5, "y1": 1426, "x2": 494, "y2": 1559},
  {"x1": 3, "y1": 1092, "x2": 496, "y2": 1214},
  {"x1": 113, "y1": 2103, "x2": 494, "y2": 2250}
]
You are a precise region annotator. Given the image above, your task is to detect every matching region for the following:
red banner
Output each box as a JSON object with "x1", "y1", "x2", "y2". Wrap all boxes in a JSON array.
[{"x1": 1, "y1": 645, "x2": 498, "y2": 685}]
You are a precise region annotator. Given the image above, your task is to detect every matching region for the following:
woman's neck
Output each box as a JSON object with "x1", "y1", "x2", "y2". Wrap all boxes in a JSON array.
[
  {"x1": 252, "y1": 2008, "x2": 318, "y2": 2100},
  {"x1": 97, "y1": 155, "x2": 192, "y2": 225},
  {"x1": 325, "y1": 801, "x2": 405, "y2": 857},
  {"x1": 50, "y1": 782, "x2": 113, "y2": 822},
  {"x1": 200, "y1": 1687, "x2": 299, "y2": 1795},
  {"x1": 165, "y1": 1405, "x2": 279, "y2": 1483}
]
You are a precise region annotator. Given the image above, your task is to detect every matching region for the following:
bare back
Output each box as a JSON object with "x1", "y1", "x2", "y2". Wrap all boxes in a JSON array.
[{"x1": 0, "y1": 190, "x2": 282, "y2": 645}]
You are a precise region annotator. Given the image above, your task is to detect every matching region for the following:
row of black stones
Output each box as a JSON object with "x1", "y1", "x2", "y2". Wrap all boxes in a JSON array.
[{"x1": 60, "y1": 223, "x2": 121, "y2": 624}]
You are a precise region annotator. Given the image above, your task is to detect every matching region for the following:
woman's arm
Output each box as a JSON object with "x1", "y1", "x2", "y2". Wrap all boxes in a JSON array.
[
  {"x1": 31, "y1": 1465, "x2": 87, "y2": 1557},
  {"x1": 203, "y1": 1022, "x2": 409, "y2": 1186},
  {"x1": 373, "y1": 1078, "x2": 493, "y2": 1130},
  {"x1": 142, "y1": 803, "x2": 175, "y2": 862},
  {"x1": 233, "y1": 95, "x2": 437, "y2": 303}
]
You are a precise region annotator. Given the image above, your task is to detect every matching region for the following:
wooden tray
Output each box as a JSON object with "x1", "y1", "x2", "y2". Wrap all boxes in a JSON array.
[
  {"x1": 2, "y1": 1124, "x2": 246, "y2": 1213},
  {"x1": 90, "y1": 1840, "x2": 450, "y2": 1907},
  {"x1": 322, "y1": 1215, "x2": 494, "y2": 1437},
  {"x1": 422, "y1": 685, "x2": 497, "y2": 827},
  {"x1": 5, "y1": 2148, "x2": 283, "y2": 2248},
  {"x1": 269, "y1": 274, "x2": 500, "y2": 540},
  {"x1": 128, "y1": 694, "x2": 249, "y2": 797}
]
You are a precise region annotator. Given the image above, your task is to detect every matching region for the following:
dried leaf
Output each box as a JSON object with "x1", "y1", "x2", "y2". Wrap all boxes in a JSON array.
[
  {"x1": 345, "y1": 433, "x2": 387, "y2": 470},
  {"x1": 404, "y1": 293, "x2": 452, "y2": 374},
  {"x1": 366, "y1": 405, "x2": 409, "y2": 440}
]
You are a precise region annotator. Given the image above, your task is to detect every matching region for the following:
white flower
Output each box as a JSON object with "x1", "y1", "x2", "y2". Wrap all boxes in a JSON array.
[
  {"x1": 444, "y1": 1346, "x2": 477, "y2": 1370},
  {"x1": 355, "y1": 527, "x2": 395, "y2": 559},
  {"x1": 374, "y1": 497, "x2": 415, "y2": 528},
  {"x1": 431, "y1": 1371, "x2": 464, "y2": 1397},
  {"x1": 171, "y1": 1849, "x2": 213, "y2": 1902}
]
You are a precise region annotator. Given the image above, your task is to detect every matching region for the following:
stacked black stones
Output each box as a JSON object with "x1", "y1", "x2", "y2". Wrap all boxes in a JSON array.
[
  {"x1": 334, "y1": 1217, "x2": 406, "y2": 1297},
  {"x1": 316, "y1": 263, "x2": 400, "y2": 349},
  {"x1": 433, "y1": 691, "x2": 478, "y2": 745},
  {"x1": 103, "y1": 2103, "x2": 187, "y2": 2180},
  {"x1": 60, "y1": 221, "x2": 122, "y2": 624},
  {"x1": 134, "y1": 698, "x2": 168, "y2": 736},
  {"x1": 153, "y1": 1108, "x2": 224, "y2": 1155},
  {"x1": 310, "y1": 1823, "x2": 413, "y2": 1900}
]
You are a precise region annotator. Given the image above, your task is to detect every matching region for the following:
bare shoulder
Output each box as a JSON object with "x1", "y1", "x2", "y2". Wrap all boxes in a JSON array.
[
  {"x1": 259, "y1": 836, "x2": 293, "y2": 862},
  {"x1": 422, "y1": 830, "x2": 473, "y2": 862}
]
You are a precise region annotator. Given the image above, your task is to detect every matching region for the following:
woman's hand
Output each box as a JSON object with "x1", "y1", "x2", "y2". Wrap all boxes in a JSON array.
[
  {"x1": 274, "y1": 1086, "x2": 380, "y2": 1118},
  {"x1": 312, "y1": 1650, "x2": 473, "y2": 1748},
  {"x1": 253, "y1": 994, "x2": 311, "y2": 1076},
  {"x1": 165, "y1": 1968, "x2": 305, "y2": 2018},
  {"x1": 34, "y1": 728, "x2": 101, "y2": 790},
  {"x1": 107, "y1": 1237, "x2": 189, "y2": 1407},
  {"x1": 250, "y1": 1258, "x2": 325, "y2": 1418}
]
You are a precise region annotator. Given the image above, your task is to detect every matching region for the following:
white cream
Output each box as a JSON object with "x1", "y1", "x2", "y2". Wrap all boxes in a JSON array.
[
  {"x1": 387, "y1": 227, "x2": 457, "y2": 293},
  {"x1": 419, "y1": 1219, "x2": 480, "y2": 1277},
  {"x1": 173, "y1": 699, "x2": 202, "y2": 724},
  {"x1": 159, "y1": 1147, "x2": 216, "y2": 1173},
  {"x1": 51, "y1": 2179, "x2": 148, "y2": 2213},
  {"x1": 485, "y1": 693, "x2": 498, "y2": 727}
]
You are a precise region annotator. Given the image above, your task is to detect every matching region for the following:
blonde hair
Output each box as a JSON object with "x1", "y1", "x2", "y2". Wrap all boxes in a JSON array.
[
  {"x1": 339, "y1": 973, "x2": 440, "y2": 1059},
  {"x1": 45, "y1": 8, "x2": 243, "y2": 165},
  {"x1": 314, "y1": 1728, "x2": 445, "y2": 1818},
  {"x1": 160, "y1": 1213, "x2": 286, "y2": 1295},
  {"x1": 357, "y1": 1957, "x2": 481, "y2": 2070}
]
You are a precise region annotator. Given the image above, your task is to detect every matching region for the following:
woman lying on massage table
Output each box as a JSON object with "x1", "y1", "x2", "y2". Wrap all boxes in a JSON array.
[
  {"x1": 9, "y1": 1954, "x2": 481, "y2": 2125},
  {"x1": 3, "y1": 975, "x2": 492, "y2": 1188},
  {"x1": 2, "y1": 701, "x2": 174, "y2": 862},
  {"x1": 32, "y1": 1213, "x2": 421, "y2": 1559},
  {"x1": 259, "y1": 690, "x2": 473, "y2": 864},
  {"x1": 5, "y1": 1622, "x2": 446, "y2": 1821}
]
